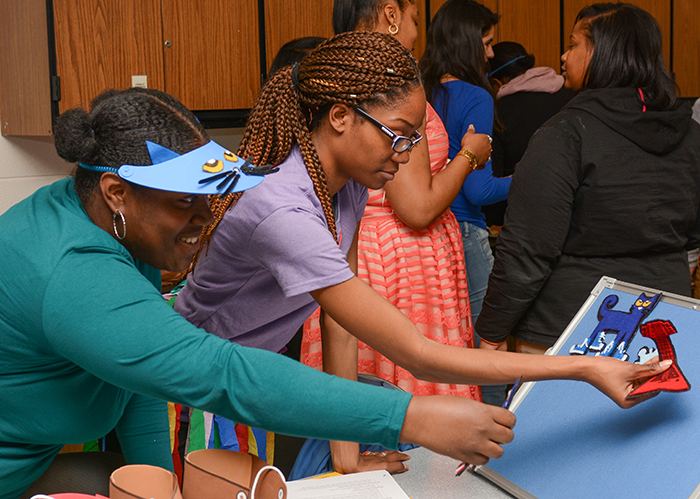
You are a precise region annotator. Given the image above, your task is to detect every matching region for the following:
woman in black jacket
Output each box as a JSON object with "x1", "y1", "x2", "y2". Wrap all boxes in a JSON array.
[{"x1": 476, "y1": 3, "x2": 700, "y2": 353}]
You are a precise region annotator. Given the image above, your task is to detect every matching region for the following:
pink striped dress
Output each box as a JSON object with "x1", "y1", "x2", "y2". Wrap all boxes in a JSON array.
[{"x1": 301, "y1": 104, "x2": 480, "y2": 400}]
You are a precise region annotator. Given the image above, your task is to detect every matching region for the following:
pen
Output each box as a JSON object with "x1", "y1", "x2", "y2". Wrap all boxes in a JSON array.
[{"x1": 455, "y1": 376, "x2": 524, "y2": 477}]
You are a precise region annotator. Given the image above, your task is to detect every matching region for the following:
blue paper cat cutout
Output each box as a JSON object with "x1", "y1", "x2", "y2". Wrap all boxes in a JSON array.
[{"x1": 570, "y1": 292, "x2": 661, "y2": 361}]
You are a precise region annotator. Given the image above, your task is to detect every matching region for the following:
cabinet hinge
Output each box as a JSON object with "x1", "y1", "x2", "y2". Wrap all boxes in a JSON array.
[{"x1": 51, "y1": 76, "x2": 61, "y2": 102}]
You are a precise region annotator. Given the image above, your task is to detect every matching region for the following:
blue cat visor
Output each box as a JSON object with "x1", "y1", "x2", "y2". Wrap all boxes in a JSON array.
[{"x1": 78, "y1": 140, "x2": 278, "y2": 195}]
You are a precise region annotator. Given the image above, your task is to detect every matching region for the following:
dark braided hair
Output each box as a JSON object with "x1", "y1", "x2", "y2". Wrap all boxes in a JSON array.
[
  {"x1": 196, "y1": 31, "x2": 420, "y2": 270},
  {"x1": 53, "y1": 87, "x2": 207, "y2": 204}
]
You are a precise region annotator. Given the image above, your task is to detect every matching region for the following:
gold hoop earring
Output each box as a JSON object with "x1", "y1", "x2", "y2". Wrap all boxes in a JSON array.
[{"x1": 388, "y1": 23, "x2": 399, "y2": 35}]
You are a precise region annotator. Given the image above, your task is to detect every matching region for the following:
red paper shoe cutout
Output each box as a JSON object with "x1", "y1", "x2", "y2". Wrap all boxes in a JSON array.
[{"x1": 628, "y1": 319, "x2": 691, "y2": 398}]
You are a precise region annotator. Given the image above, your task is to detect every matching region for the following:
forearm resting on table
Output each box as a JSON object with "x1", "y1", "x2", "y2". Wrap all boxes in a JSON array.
[
  {"x1": 320, "y1": 307, "x2": 364, "y2": 472},
  {"x1": 318, "y1": 305, "x2": 411, "y2": 473}
]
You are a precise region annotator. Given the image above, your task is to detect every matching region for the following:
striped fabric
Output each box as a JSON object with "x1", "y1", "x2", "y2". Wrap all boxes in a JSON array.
[
  {"x1": 163, "y1": 286, "x2": 274, "y2": 486},
  {"x1": 168, "y1": 404, "x2": 274, "y2": 486},
  {"x1": 302, "y1": 104, "x2": 481, "y2": 400}
]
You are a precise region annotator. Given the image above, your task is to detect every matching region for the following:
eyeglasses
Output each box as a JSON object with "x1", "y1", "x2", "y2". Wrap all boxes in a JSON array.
[{"x1": 353, "y1": 107, "x2": 423, "y2": 153}]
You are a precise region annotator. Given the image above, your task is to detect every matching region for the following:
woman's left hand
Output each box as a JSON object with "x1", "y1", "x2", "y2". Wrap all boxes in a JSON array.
[
  {"x1": 330, "y1": 440, "x2": 410, "y2": 474},
  {"x1": 460, "y1": 124, "x2": 492, "y2": 168},
  {"x1": 584, "y1": 356, "x2": 672, "y2": 408}
]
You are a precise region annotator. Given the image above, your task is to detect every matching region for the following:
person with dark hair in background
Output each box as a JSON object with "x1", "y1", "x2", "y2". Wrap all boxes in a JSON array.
[
  {"x1": 419, "y1": 0, "x2": 511, "y2": 406},
  {"x1": 477, "y1": 4, "x2": 700, "y2": 358},
  {"x1": 419, "y1": 0, "x2": 510, "y2": 330},
  {"x1": 482, "y1": 41, "x2": 574, "y2": 229},
  {"x1": 268, "y1": 37, "x2": 326, "y2": 78}
]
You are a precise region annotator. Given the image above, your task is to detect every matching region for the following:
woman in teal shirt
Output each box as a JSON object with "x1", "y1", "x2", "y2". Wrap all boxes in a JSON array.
[{"x1": 0, "y1": 87, "x2": 512, "y2": 498}]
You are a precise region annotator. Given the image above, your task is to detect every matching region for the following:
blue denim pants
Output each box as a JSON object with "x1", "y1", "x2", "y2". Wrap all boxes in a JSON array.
[
  {"x1": 458, "y1": 221, "x2": 494, "y2": 321},
  {"x1": 459, "y1": 221, "x2": 507, "y2": 406}
]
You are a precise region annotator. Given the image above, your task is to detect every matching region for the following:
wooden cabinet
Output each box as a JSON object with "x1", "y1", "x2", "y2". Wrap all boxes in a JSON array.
[
  {"x1": 264, "y1": 0, "x2": 334, "y2": 75},
  {"x1": 52, "y1": 0, "x2": 165, "y2": 113},
  {"x1": 673, "y1": 1, "x2": 700, "y2": 98},
  {"x1": 161, "y1": 0, "x2": 261, "y2": 110},
  {"x1": 2, "y1": 0, "x2": 263, "y2": 136},
  {"x1": 0, "y1": 0, "x2": 53, "y2": 136},
  {"x1": 53, "y1": 0, "x2": 261, "y2": 113},
  {"x1": 1, "y1": 0, "x2": 698, "y2": 137},
  {"x1": 495, "y1": 0, "x2": 560, "y2": 72}
]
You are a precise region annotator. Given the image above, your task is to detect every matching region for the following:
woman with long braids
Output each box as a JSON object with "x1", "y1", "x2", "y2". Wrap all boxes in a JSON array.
[
  {"x1": 298, "y1": 0, "x2": 489, "y2": 474},
  {"x1": 304, "y1": 0, "x2": 486, "y2": 401},
  {"x1": 175, "y1": 31, "x2": 670, "y2": 475}
]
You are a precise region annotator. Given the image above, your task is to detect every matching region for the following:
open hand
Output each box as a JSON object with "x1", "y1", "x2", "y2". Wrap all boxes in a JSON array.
[{"x1": 330, "y1": 441, "x2": 410, "y2": 474}]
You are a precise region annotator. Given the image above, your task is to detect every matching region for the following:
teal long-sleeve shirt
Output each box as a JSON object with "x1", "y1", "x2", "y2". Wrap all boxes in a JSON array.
[{"x1": 0, "y1": 178, "x2": 411, "y2": 499}]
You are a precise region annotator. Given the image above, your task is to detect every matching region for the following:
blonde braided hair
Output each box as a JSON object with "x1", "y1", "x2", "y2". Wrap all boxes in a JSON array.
[{"x1": 189, "y1": 31, "x2": 420, "y2": 273}]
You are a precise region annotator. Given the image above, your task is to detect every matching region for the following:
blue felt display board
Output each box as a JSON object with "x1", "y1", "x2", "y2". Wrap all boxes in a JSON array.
[{"x1": 485, "y1": 279, "x2": 700, "y2": 499}]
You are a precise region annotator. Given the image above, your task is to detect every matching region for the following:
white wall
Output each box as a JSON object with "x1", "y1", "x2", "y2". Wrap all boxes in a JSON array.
[
  {"x1": 0, "y1": 112, "x2": 72, "y2": 214},
  {"x1": 0, "y1": 110, "x2": 244, "y2": 216}
]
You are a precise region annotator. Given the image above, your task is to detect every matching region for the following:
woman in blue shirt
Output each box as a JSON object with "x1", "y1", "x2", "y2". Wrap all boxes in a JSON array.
[
  {"x1": 419, "y1": 0, "x2": 511, "y2": 404},
  {"x1": 420, "y1": 0, "x2": 511, "y2": 324}
]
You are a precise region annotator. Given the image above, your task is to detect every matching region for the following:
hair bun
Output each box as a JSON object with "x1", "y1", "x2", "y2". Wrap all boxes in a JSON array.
[{"x1": 53, "y1": 107, "x2": 99, "y2": 164}]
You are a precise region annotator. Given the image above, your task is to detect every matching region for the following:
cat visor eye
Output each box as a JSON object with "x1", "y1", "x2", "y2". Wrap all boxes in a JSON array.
[{"x1": 353, "y1": 107, "x2": 423, "y2": 153}]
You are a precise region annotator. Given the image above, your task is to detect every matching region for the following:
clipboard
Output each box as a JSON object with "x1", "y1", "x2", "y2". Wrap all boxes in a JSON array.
[{"x1": 478, "y1": 276, "x2": 700, "y2": 499}]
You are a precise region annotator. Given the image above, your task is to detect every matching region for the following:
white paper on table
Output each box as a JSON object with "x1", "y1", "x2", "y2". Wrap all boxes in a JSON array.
[{"x1": 286, "y1": 469, "x2": 411, "y2": 499}]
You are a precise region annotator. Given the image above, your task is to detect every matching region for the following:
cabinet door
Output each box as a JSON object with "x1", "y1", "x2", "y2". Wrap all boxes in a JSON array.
[
  {"x1": 264, "y1": 0, "x2": 334, "y2": 75},
  {"x1": 53, "y1": 0, "x2": 165, "y2": 113},
  {"x1": 495, "y1": 0, "x2": 561, "y2": 72},
  {"x1": 162, "y1": 0, "x2": 261, "y2": 110},
  {"x1": 674, "y1": 2, "x2": 700, "y2": 97},
  {"x1": 429, "y1": 0, "x2": 497, "y2": 18},
  {"x1": 0, "y1": 0, "x2": 52, "y2": 135}
]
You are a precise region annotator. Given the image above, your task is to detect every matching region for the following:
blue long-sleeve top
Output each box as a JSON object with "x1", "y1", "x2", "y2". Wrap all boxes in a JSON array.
[{"x1": 433, "y1": 80, "x2": 512, "y2": 229}]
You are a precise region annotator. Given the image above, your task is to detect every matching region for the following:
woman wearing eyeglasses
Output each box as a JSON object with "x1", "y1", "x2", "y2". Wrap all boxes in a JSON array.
[
  {"x1": 297, "y1": 0, "x2": 491, "y2": 474},
  {"x1": 175, "y1": 31, "x2": 669, "y2": 475},
  {"x1": 304, "y1": 0, "x2": 491, "y2": 402}
]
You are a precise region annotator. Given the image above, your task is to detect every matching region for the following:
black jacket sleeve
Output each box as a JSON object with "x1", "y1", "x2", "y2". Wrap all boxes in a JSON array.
[{"x1": 476, "y1": 121, "x2": 582, "y2": 343}]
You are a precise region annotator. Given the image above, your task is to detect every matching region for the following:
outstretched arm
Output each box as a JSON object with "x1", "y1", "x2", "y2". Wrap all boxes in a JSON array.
[{"x1": 312, "y1": 274, "x2": 671, "y2": 409}]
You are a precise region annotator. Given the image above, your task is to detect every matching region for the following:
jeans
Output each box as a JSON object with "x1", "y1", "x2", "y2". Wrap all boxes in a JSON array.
[
  {"x1": 459, "y1": 221, "x2": 494, "y2": 320},
  {"x1": 459, "y1": 221, "x2": 506, "y2": 406}
]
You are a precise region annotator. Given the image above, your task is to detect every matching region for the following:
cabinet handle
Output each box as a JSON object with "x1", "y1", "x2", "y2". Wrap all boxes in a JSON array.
[{"x1": 164, "y1": 40, "x2": 172, "y2": 48}]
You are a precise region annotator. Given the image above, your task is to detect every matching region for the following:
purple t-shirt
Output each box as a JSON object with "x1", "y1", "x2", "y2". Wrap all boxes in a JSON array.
[{"x1": 175, "y1": 147, "x2": 368, "y2": 353}]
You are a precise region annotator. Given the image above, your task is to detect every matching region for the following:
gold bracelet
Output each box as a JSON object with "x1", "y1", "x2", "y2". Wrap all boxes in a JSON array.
[{"x1": 458, "y1": 148, "x2": 478, "y2": 171}]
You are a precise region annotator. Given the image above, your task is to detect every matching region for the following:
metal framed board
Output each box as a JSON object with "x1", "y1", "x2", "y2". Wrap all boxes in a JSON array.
[{"x1": 480, "y1": 276, "x2": 700, "y2": 499}]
